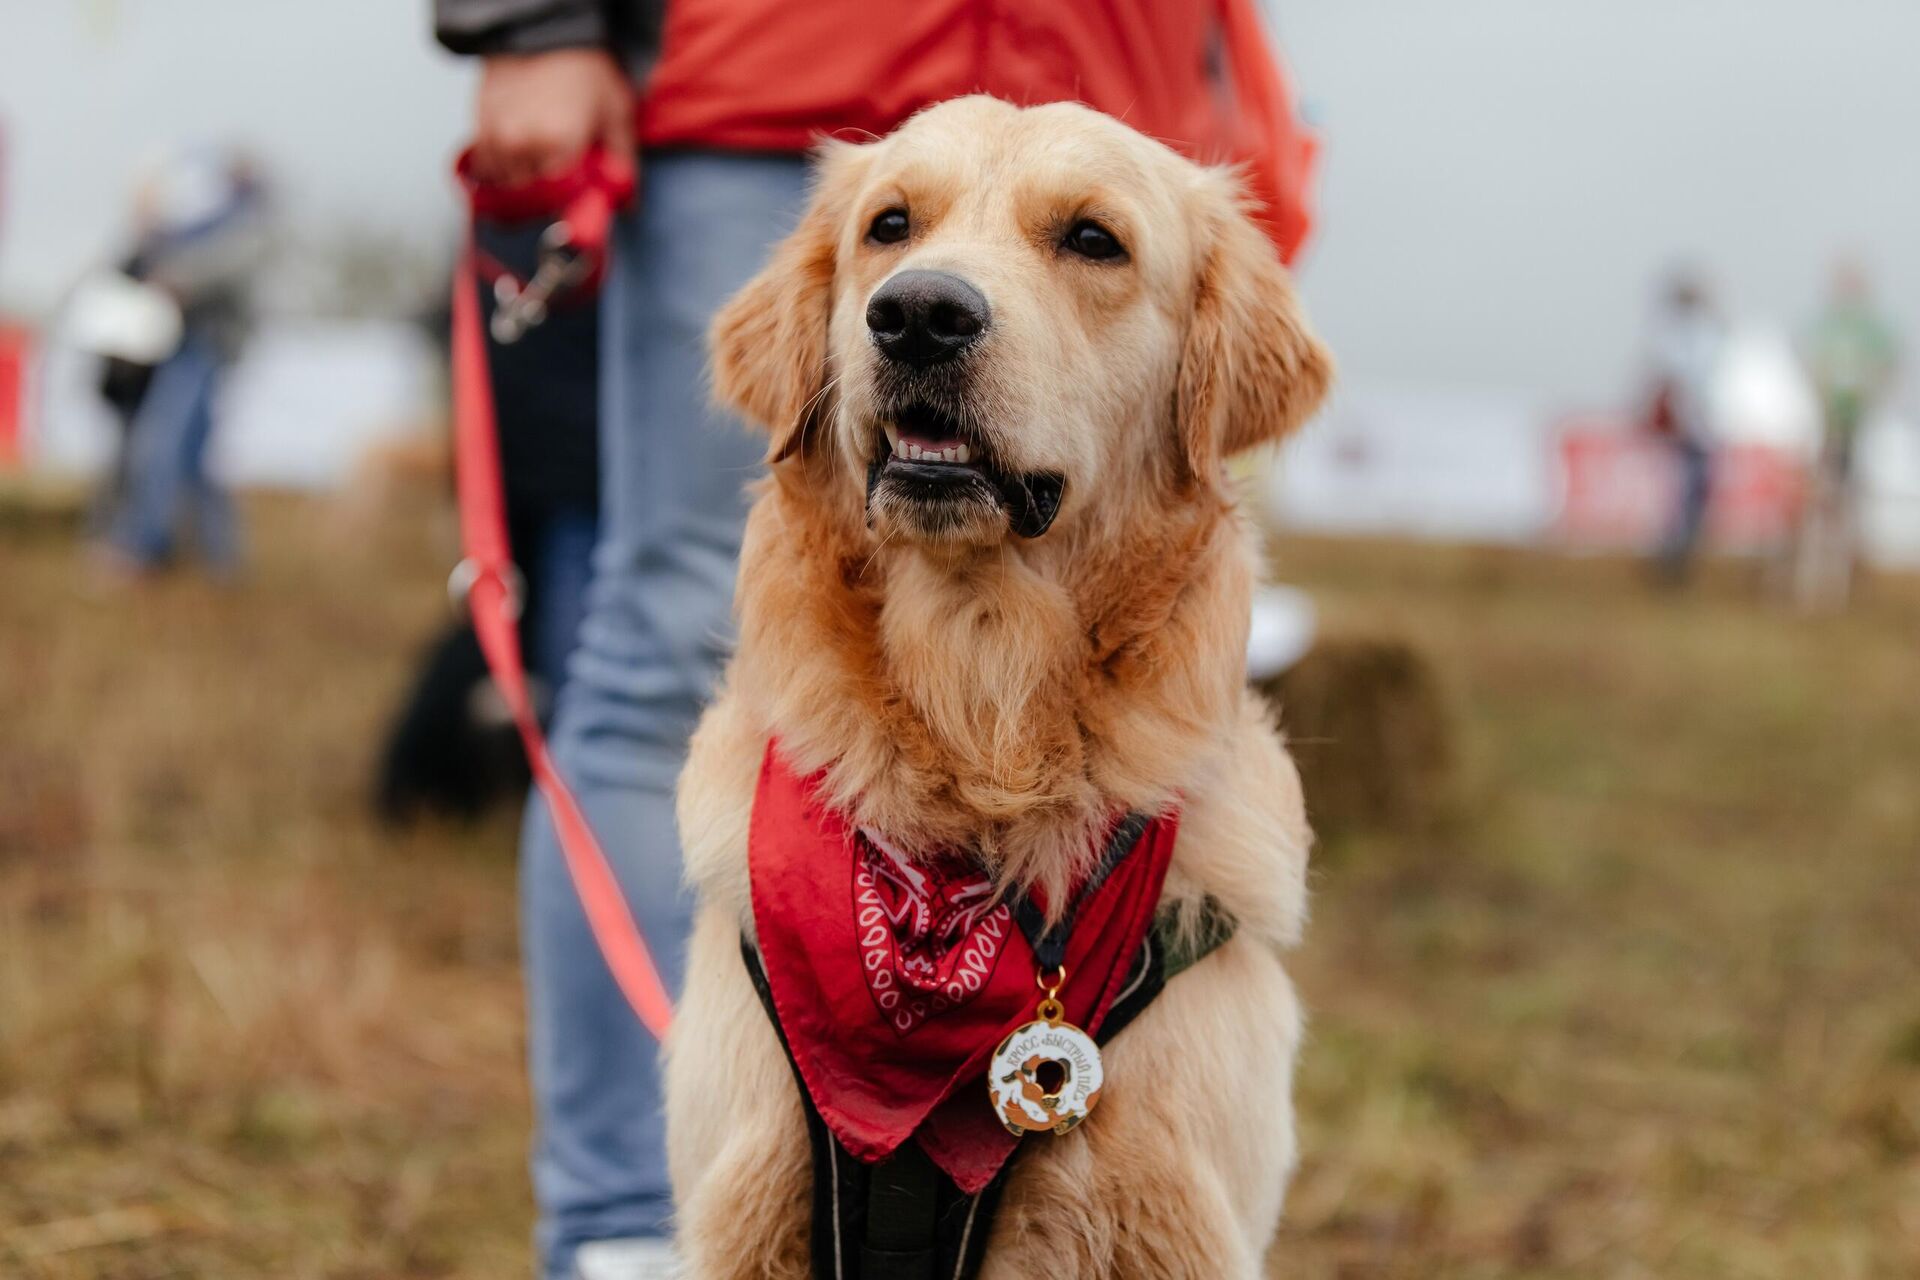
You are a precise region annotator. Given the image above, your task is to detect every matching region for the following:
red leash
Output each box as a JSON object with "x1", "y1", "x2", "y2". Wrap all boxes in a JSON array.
[{"x1": 450, "y1": 149, "x2": 674, "y2": 1040}]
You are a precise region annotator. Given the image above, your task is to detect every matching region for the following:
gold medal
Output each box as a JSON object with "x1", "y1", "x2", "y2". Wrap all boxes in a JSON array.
[{"x1": 988, "y1": 966, "x2": 1104, "y2": 1136}]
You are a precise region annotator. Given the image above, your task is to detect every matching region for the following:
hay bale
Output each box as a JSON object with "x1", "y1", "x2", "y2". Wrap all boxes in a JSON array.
[{"x1": 1254, "y1": 636, "x2": 1456, "y2": 842}]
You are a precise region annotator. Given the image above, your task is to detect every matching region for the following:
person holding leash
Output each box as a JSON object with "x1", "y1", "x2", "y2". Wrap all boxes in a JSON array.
[{"x1": 432, "y1": 4, "x2": 1315, "y2": 1276}]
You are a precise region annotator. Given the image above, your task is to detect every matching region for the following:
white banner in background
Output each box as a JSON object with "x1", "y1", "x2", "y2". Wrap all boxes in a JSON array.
[{"x1": 31, "y1": 319, "x2": 441, "y2": 489}]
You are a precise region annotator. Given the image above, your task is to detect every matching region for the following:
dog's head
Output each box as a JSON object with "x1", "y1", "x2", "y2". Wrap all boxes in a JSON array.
[{"x1": 711, "y1": 96, "x2": 1331, "y2": 549}]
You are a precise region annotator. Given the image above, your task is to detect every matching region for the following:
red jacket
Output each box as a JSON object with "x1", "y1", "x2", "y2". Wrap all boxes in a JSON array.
[
  {"x1": 436, "y1": 0, "x2": 1316, "y2": 259},
  {"x1": 638, "y1": 0, "x2": 1316, "y2": 260}
]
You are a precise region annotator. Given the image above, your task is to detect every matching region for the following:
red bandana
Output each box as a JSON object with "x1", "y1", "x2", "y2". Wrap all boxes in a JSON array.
[{"x1": 748, "y1": 745, "x2": 1179, "y2": 1193}]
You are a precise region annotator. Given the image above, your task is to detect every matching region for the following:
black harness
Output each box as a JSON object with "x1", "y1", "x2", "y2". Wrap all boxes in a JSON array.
[{"x1": 742, "y1": 874, "x2": 1234, "y2": 1280}]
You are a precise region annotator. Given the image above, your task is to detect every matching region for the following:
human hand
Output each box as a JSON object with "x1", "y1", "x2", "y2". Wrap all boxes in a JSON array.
[{"x1": 469, "y1": 49, "x2": 634, "y2": 187}]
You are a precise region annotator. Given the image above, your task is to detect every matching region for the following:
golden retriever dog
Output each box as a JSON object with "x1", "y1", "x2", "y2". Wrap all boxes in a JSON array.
[{"x1": 669, "y1": 95, "x2": 1331, "y2": 1278}]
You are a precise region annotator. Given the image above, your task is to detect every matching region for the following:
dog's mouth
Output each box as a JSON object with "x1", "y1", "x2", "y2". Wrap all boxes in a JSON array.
[{"x1": 865, "y1": 402, "x2": 1065, "y2": 540}]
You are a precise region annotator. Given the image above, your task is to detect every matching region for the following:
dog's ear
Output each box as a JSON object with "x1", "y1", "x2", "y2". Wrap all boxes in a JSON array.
[
  {"x1": 1175, "y1": 175, "x2": 1333, "y2": 484},
  {"x1": 709, "y1": 142, "x2": 869, "y2": 464}
]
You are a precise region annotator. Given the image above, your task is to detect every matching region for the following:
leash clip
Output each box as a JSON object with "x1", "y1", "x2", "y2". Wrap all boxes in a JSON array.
[
  {"x1": 448, "y1": 556, "x2": 527, "y2": 622},
  {"x1": 490, "y1": 221, "x2": 596, "y2": 345}
]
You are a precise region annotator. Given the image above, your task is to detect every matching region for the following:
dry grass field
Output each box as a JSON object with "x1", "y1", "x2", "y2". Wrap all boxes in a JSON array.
[{"x1": 3, "y1": 495, "x2": 1917, "y2": 1279}]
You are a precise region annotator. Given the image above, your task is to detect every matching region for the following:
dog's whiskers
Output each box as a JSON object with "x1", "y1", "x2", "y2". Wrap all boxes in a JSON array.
[
  {"x1": 858, "y1": 522, "x2": 901, "y2": 579},
  {"x1": 797, "y1": 370, "x2": 846, "y2": 427}
]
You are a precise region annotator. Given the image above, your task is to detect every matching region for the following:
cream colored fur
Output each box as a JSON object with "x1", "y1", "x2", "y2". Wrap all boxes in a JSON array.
[{"x1": 668, "y1": 96, "x2": 1331, "y2": 1278}]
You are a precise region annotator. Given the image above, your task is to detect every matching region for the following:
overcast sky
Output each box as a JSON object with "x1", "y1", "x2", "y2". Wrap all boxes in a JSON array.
[
  {"x1": 3, "y1": 0, "x2": 1914, "y2": 409},
  {"x1": 1280, "y1": 0, "x2": 1920, "y2": 408}
]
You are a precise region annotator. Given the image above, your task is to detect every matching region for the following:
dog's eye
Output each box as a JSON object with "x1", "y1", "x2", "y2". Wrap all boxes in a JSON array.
[
  {"x1": 867, "y1": 208, "x2": 910, "y2": 245},
  {"x1": 1063, "y1": 219, "x2": 1125, "y2": 261}
]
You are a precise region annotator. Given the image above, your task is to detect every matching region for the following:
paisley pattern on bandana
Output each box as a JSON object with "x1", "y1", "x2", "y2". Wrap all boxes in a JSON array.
[{"x1": 854, "y1": 830, "x2": 1013, "y2": 1035}]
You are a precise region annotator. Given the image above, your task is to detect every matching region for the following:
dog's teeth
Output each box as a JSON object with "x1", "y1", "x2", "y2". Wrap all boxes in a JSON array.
[
  {"x1": 954, "y1": 443, "x2": 971, "y2": 464},
  {"x1": 906, "y1": 443, "x2": 922, "y2": 460},
  {"x1": 883, "y1": 423, "x2": 900, "y2": 452},
  {"x1": 942, "y1": 446, "x2": 957, "y2": 463}
]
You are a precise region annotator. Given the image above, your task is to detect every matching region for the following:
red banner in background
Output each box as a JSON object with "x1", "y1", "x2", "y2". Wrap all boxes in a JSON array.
[
  {"x1": 1556, "y1": 418, "x2": 1808, "y2": 552},
  {"x1": 0, "y1": 324, "x2": 32, "y2": 469}
]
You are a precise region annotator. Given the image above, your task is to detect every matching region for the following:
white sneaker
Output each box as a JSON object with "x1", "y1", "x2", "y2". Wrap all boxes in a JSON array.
[{"x1": 575, "y1": 1237, "x2": 683, "y2": 1280}]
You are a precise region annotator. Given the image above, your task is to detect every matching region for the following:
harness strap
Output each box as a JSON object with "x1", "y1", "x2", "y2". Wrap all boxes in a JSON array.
[
  {"x1": 743, "y1": 940, "x2": 1010, "y2": 1280},
  {"x1": 1098, "y1": 896, "x2": 1236, "y2": 1043},
  {"x1": 1009, "y1": 812, "x2": 1152, "y2": 972},
  {"x1": 861, "y1": 1143, "x2": 940, "y2": 1280}
]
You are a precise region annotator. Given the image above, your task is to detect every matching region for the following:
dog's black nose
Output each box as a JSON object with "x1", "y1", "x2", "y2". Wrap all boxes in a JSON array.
[{"x1": 866, "y1": 270, "x2": 989, "y2": 367}]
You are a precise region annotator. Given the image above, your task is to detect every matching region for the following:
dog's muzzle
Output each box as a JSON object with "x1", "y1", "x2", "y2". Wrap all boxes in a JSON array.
[{"x1": 864, "y1": 401, "x2": 1064, "y2": 539}]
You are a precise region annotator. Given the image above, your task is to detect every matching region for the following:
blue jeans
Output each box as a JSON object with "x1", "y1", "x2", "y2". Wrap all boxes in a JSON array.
[
  {"x1": 105, "y1": 333, "x2": 239, "y2": 570},
  {"x1": 519, "y1": 151, "x2": 810, "y2": 1280},
  {"x1": 1658, "y1": 437, "x2": 1713, "y2": 580},
  {"x1": 527, "y1": 506, "x2": 599, "y2": 698}
]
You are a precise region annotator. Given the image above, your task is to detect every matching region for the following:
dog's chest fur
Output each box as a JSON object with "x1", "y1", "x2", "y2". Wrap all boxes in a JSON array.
[{"x1": 726, "y1": 482, "x2": 1252, "y2": 900}]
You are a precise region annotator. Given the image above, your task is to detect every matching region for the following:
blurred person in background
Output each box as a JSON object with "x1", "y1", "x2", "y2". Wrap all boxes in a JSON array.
[
  {"x1": 433, "y1": 3, "x2": 1314, "y2": 1277},
  {"x1": 1795, "y1": 257, "x2": 1901, "y2": 608},
  {"x1": 1808, "y1": 258, "x2": 1901, "y2": 482},
  {"x1": 83, "y1": 146, "x2": 268, "y2": 582},
  {"x1": 1642, "y1": 269, "x2": 1726, "y2": 584},
  {"x1": 69, "y1": 253, "x2": 172, "y2": 531}
]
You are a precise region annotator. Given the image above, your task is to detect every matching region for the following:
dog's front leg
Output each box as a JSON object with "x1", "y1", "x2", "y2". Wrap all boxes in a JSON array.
[
  {"x1": 666, "y1": 905, "x2": 815, "y2": 1280},
  {"x1": 977, "y1": 1153, "x2": 1262, "y2": 1280},
  {"x1": 976, "y1": 940, "x2": 1301, "y2": 1279}
]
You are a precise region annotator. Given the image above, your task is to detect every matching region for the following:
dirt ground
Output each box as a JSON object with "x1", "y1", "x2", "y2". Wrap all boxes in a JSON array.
[{"x1": 3, "y1": 495, "x2": 1916, "y2": 1279}]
